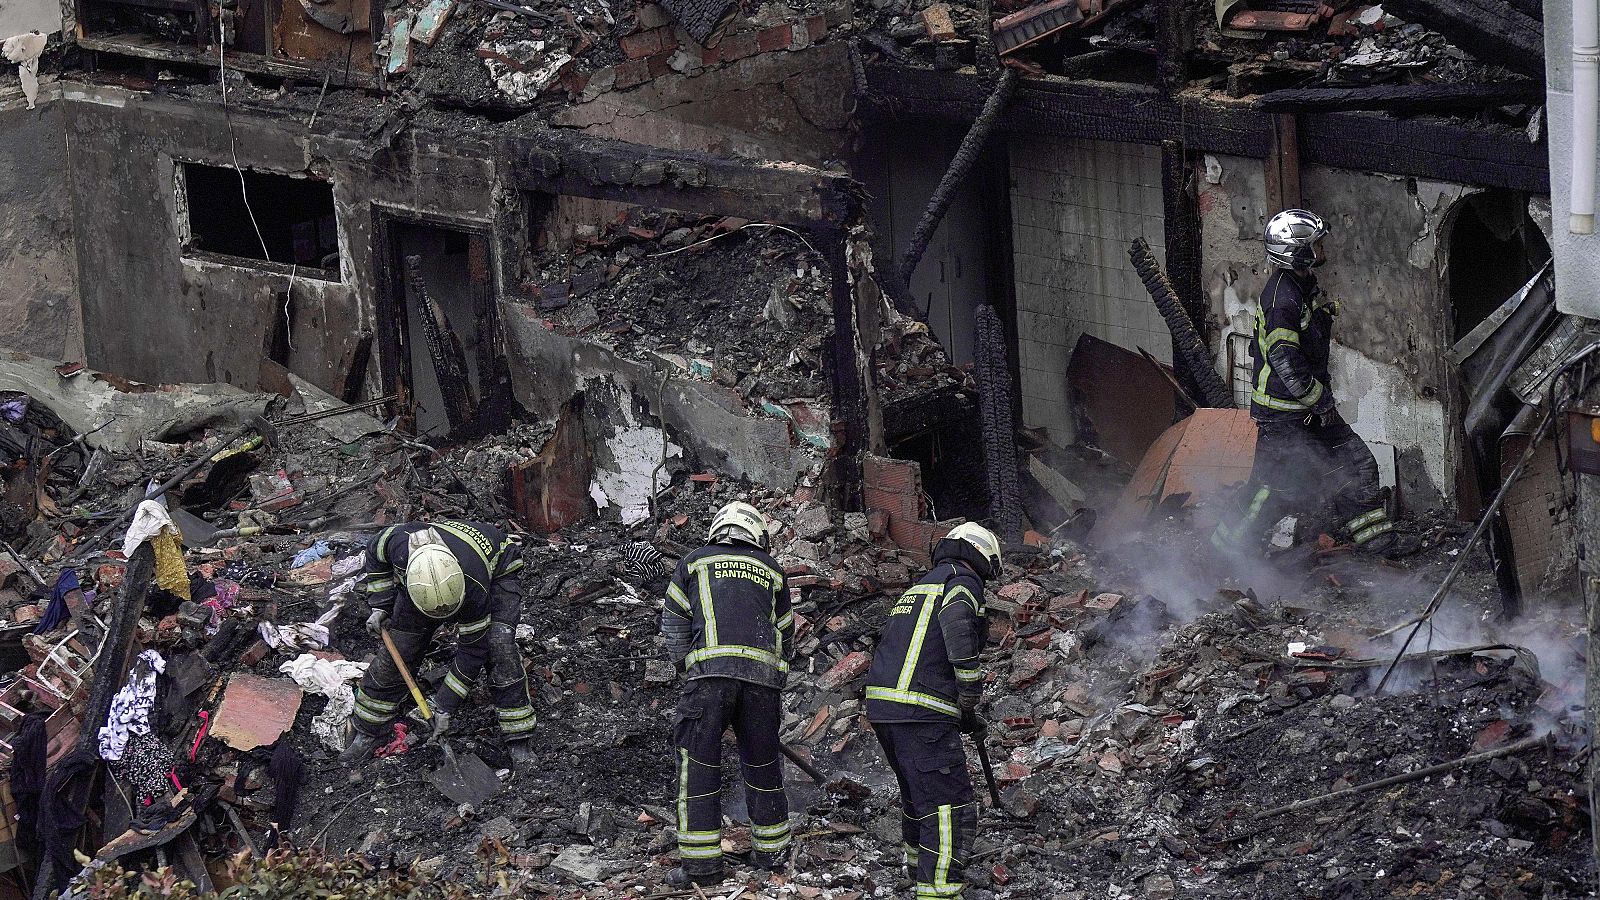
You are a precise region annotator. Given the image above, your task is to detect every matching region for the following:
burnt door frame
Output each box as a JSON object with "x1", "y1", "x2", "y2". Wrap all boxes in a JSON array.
[{"x1": 371, "y1": 206, "x2": 511, "y2": 436}]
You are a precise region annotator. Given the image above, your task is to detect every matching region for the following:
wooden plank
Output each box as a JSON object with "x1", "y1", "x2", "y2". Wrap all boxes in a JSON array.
[
  {"x1": 1265, "y1": 112, "x2": 1300, "y2": 212},
  {"x1": 1382, "y1": 0, "x2": 1543, "y2": 76},
  {"x1": 1300, "y1": 110, "x2": 1549, "y2": 193},
  {"x1": 78, "y1": 32, "x2": 378, "y2": 87}
]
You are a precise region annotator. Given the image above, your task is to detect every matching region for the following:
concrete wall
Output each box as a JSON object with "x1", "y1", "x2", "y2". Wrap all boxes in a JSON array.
[
  {"x1": 1008, "y1": 136, "x2": 1168, "y2": 445},
  {"x1": 0, "y1": 0, "x2": 62, "y2": 36},
  {"x1": 1543, "y1": 0, "x2": 1600, "y2": 317},
  {"x1": 0, "y1": 84, "x2": 80, "y2": 362},
  {"x1": 62, "y1": 83, "x2": 504, "y2": 396},
  {"x1": 1198, "y1": 155, "x2": 1463, "y2": 509}
]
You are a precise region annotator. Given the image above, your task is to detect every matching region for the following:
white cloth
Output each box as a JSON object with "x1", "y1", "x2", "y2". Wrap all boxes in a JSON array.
[
  {"x1": 123, "y1": 499, "x2": 177, "y2": 557},
  {"x1": 2, "y1": 32, "x2": 46, "y2": 110},
  {"x1": 97, "y1": 650, "x2": 165, "y2": 761},
  {"x1": 279, "y1": 652, "x2": 367, "y2": 751},
  {"x1": 258, "y1": 603, "x2": 342, "y2": 651}
]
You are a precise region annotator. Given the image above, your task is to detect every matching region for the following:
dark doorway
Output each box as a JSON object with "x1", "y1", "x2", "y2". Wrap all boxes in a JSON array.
[
  {"x1": 1447, "y1": 190, "x2": 1551, "y2": 341},
  {"x1": 373, "y1": 214, "x2": 512, "y2": 438}
]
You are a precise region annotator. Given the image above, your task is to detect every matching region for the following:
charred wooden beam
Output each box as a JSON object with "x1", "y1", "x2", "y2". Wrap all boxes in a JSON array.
[
  {"x1": 863, "y1": 63, "x2": 1549, "y2": 192},
  {"x1": 502, "y1": 132, "x2": 857, "y2": 227},
  {"x1": 1256, "y1": 81, "x2": 1546, "y2": 114},
  {"x1": 1154, "y1": 0, "x2": 1190, "y2": 94},
  {"x1": 1380, "y1": 0, "x2": 1544, "y2": 77},
  {"x1": 1264, "y1": 113, "x2": 1301, "y2": 212},
  {"x1": 1159, "y1": 141, "x2": 1209, "y2": 399}
]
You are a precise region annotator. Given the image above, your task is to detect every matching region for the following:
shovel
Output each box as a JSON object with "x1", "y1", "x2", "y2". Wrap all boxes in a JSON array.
[
  {"x1": 379, "y1": 629, "x2": 500, "y2": 807},
  {"x1": 170, "y1": 507, "x2": 266, "y2": 547},
  {"x1": 971, "y1": 730, "x2": 1002, "y2": 809}
]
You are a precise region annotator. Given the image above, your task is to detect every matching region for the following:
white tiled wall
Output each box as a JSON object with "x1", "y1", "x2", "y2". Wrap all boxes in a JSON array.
[{"x1": 1009, "y1": 137, "x2": 1169, "y2": 445}]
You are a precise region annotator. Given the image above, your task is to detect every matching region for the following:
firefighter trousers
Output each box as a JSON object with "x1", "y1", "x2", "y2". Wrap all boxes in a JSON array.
[
  {"x1": 672, "y1": 677, "x2": 790, "y2": 871},
  {"x1": 351, "y1": 597, "x2": 535, "y2": 741},
  {"x1": 1212, "y1": 413, "x2": 1393, "y2": 553},
  {"x1": 871, "y1": 721, "x2": 976, "y2": 900}
]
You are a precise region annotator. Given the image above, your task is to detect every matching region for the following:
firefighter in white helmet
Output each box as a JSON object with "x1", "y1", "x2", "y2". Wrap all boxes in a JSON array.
[
  {"x1": 661, "y1": 501, "x2": 795, "y2": 886},
  {"x1": 864, "y1": 521, "x2": 1001, "y2": 900},
  {"x1": 340, "y1": 521, "x2": 535, "y2": 766}
]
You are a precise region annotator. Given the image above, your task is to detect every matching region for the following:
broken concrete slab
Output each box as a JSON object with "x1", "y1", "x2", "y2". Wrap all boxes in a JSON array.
[
  {"x1": 210, "y1": 674, "x2": 304, "y2": 750},
  {"x1": 549, "y1": 845, "x2": 626, "y2": 883},
  {"x1": 0, "y1": 351, "x2": 274, "y2": 450}
]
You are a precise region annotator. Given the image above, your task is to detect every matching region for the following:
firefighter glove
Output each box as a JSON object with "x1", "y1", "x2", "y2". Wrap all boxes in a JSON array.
[
  {"x1": 429, "y1": 708, "x2": 451, "y2": 739},
  {"x1": 365, "y1": 609, "x2": 388, "y2": 639},
  {"x1": 958, "y1": 693, "x2": 985, "y2": 734}
]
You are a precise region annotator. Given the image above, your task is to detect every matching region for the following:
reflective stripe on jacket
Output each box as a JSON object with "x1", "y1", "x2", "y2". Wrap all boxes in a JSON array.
[
  {"x1": 865, "y1": 561, "x2": 985, "y2": 724},
  {"x1": 662, "y1": 544, "x2": 793, "y2": 688},
  {"x1": 1250, "y1": 269, "x2": 1336, "y2": 421}
]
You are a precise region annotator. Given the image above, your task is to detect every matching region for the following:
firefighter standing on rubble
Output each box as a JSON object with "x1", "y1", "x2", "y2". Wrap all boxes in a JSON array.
[
  {"x1": 1211, "y1": 209, "x2": 1414, "y2": 559},
  {"x1": 340, "y1": 520, "x2": 538, "y2": 766},
  {"x1": 660, "y1": 501, "x2": 795, "y2": 887},
  {"x1": 864, "y1": 522, "x2": 1000, "y2": 900}
]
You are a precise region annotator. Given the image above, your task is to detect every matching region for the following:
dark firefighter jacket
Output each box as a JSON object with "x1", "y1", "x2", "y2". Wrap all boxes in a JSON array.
[
  {"x1": 660, "y1": 544, "x2": 794, "y2": 689},
  {"x1": 360, "y1": 520, "x2": 525, "y2": 633},
  {"x1": 1251, "y1": 269, "x2": 1338, "y2": 422},
  {"x1": 864, "y1": 549, "x2": 986, "y2": 724}
]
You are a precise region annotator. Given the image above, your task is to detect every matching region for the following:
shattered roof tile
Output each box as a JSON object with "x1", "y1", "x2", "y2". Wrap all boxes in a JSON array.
[{"x1": 659, "y1": 0, "x2": 735, "y2": 45}]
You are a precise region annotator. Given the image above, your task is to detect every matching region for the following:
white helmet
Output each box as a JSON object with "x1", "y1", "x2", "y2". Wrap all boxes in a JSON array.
[
  {"x1": 1265, "y1": 209, "x2": 1329, "y2": 270},
  {"x1": 943, "y1": 522, "x2": 1002, "y2": 579},
  {"x1": 405, "y1": 528, "x2": 466, "y2": 618},
  {"x1": 708, "y1": 501, "x2": 771, "y2": 551}
]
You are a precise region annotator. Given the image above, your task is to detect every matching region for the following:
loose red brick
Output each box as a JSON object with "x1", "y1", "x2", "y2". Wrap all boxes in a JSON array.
[
  {"x1": 613, "y1": 57, "x2": 651, "y2": 89},
  {"x1": 620, "y1": 26, "x2": 664, "y2": 59},
  {"x1": 921, "y1": 3, "x2": 958, "y2": 41},
  {"x1": 720, "y1": 30, "x2": 758, "y2": 60},
  {"x1": 757, "y1": 23, "x2": 792, "y2": 52},
  {"x1": 646, "y1": 50, "x2": 674, "y2": 78},
  {"x1": 818, "y1": 651, "x2": 872, "y2": 691}
]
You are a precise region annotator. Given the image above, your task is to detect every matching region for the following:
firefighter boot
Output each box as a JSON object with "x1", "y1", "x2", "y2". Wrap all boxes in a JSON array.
[{"x1": 666, "y1": 860, "x2": 725, "y2": 887}]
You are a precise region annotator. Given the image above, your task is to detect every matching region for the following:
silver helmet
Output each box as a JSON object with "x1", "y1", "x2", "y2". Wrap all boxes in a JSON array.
[{"x1": 1264, "y1": 209, "x2": 1329, "y2": 270}]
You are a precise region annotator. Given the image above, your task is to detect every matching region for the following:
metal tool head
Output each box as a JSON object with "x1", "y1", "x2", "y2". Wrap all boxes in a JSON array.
[{"x1": 248, "y1": 414, "x2": 280, "y2": 450}]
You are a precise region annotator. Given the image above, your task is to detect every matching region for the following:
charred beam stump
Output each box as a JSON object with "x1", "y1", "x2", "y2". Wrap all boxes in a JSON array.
[
  {"x1": 1159, "y1": 141, "x2": 1208, "y2": 403},
  {"x1": 1128, "y1": 238, "x2": 1234, "y2": 409},
  {"x1": 975, "y1": 304, "x2": 1023, "y2": 544},
  {"x1": 897, "y1": 68, "x2": 1020, "y2": 307}
]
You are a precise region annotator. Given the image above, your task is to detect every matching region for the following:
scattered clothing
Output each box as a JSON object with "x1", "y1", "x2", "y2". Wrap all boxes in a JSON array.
[
  {"x1": 110, "y1": 731, "x2": 177, "y2": 806},
  {"x1": 376, "y1": 722, "x2": 410, "y2": 758},
  {"x1": 0, "y1": 395, "x2": 28, "y2": 424},
  {"x1": 222, "y1": 560, "x2": 277, "y2": 589},
  {"x1": 123, "y1": 500, "x2": 176, "y2": 557},
  {"x1": 268, "y1": 741, "x2": 306, "y2": 846},
  {"x1": 98, "y1": 650, "x2": 166, "y2": 762},
  {"x1": 1, "y1": 32, "x2": 46, "y2": 110},
  {"x1": 34, "y1": 569, "x2": 81, "y2": 634},
  {"x1": 259, "y1": 604, "x2": 342, "y2": 651},
  {"x1": 279, "y1": 652, "x2": 367, "y2": 750},
  {"x1": 291, "y1": 541, "x2": 332, "y2": 569},
  {"x1": 11, "y1": 711, "x2": 48, "y2": 859}
]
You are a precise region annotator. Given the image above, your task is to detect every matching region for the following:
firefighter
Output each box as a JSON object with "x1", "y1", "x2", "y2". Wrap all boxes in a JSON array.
[
  {"x1": 1212, "y1": 209, "x2": 1414, "y2": 559},
  {"x1": 661, "y1": 501, "x2": 795, "y2": 887},
  {"x1": 339, "y1": 520, "x2": 537, "y2": 765},
  {"x1": 864, "y1": 522, "x2": 999, "y2": 900}
]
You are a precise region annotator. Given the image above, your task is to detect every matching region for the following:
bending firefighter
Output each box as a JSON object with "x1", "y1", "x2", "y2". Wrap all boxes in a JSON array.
[
  {"x1": 1212, "y1": 210, "x2": 1413, "y2": 559},
  {"x1": 341, "y1": 520, "x2": 537, "y2": 765},
  {"x1": 864, "y1": 523, "x2": 1000, "y2": 900},
  {"x1": 661, "y1": 502, "x2": 795, "y2": 886}
]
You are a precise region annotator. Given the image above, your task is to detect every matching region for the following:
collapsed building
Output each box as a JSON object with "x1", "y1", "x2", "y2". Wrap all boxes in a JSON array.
[{"x1": 0, "y1": 0, "x2": 1592, "y2": 891}]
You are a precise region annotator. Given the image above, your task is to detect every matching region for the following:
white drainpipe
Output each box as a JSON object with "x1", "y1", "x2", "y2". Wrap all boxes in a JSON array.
[{"x1": 1572, "y1": 0, "x2": 1599, "y2": 233}]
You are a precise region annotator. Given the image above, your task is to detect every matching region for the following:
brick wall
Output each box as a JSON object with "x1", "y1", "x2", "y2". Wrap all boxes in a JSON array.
[{"x1": 1008, "y1": 136, "x2": 1169, "y2": 446}]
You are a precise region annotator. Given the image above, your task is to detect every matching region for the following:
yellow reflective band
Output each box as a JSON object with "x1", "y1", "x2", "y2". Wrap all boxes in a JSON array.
[
  {"x1": 865, "y1": 687, "x2": 960, "y2": 716},
  {"x1": 363, "y1": 578, "x2": 395, "y2": 593},
  {"x1": 497, "y1": 706, "x2": 535, "y2": 721},
  {"x1": 935, "y1": 805, "x2": 954, "y2": 890},
  {"x1": 354, "y1": 691, "x2": 398, "y2": 711},
  {"x1": 1353, "y1": 521, "x2": 1394, "y2": 544},
  {"x1": 697, "y1": 566, "x2": 717, "y2": 646},
  {"x1": 1252, "y1": 390, "x2": 1313, "y2": 411},
  {"x1": 1346, "y1": 509, "x2": 1386, "y2": 530},
  {"x1": 444, "y1": 671, "x2": 471, "y2": 698},
  {"x1": 942, "y1": 585, "x2": 980, "y2": 615},
  {"x1": 679, "y1": 846, "x2": 723, "y2": 859},
  {"x1": 1260, "y1": 326, "x2": 1300, "y2": 351},
  {"x1": 667, "y1": 582, "x2": 693, "y2": 614},
  {"x1": 374, "y1": 527, "x2": 399, "y2": 564},
  {"x1": 501, "y1": 558, "x2": 525, "y2": 575},
  {"x1": 954, "y1": 667, "x2": 984, "y2": 683},
  {"x1": 459, "y1": 616, "x2": 491, "y2": 636},
  {"x1": 685, "y1": 646, "x2": 789, "y2": 672},
  {"x1": 775, "y1": 611, "x2": 794, "y2": 630},
  {"x1": 678, "y1": 830, "x2": 721, "y2": 843},
  {"x1": 687, "y1": 554, "x2": 784, "y2": 584},
  {"x1": 752, "y1": 822, "x2": 790, "y2": 837},
  {"x1": 677, "y1": 750, "x2": 689, "y2": 831},
  {"x1": 897, "y1": 592, "x2": 938, "y2": 691},
  {"x1": 754, "y1": 836, "x2": 791, "y2": 851},
  {"x1": 354, "y1": 704, "x2": 393, "y2": 724}
]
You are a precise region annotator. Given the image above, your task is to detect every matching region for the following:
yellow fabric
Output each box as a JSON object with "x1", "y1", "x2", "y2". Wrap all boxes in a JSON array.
[{"x1": 152, "y1": 529, "x2": 190, "y2": 601}]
